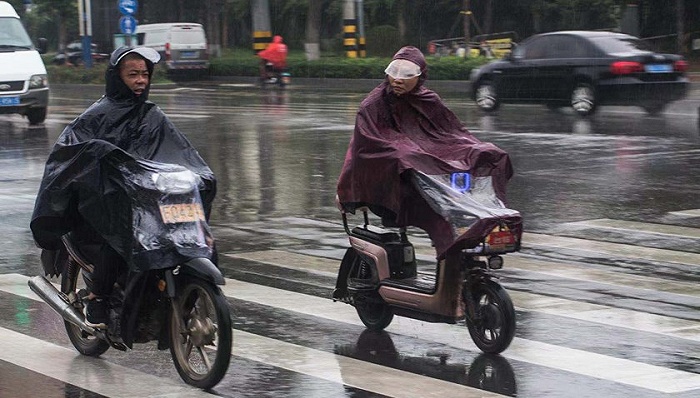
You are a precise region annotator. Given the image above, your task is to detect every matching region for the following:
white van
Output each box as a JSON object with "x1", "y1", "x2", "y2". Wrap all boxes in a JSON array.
[
  {"x1": 136, "y1": 23, "x2": 210, "y2": 77},
  {"x1": 0, "y1": 1, "x2": 48, "y2": 124}
]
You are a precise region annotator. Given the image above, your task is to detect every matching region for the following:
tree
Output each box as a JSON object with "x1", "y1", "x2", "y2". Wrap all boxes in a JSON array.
[
  {"x1": 31, "y1": 0, "x2": 77, "y2": 50},
  {"x1": 305, "y1": 0, "x2": 322, "y2": 60}
]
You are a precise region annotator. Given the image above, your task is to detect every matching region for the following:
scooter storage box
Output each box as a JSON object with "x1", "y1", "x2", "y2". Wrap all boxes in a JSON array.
[
  {"x1": 351, "y1": 225, "x2": 401, "y2": 243},
  {"x1": 351, "y1": 225, "x2": 416, "y2": 279}
]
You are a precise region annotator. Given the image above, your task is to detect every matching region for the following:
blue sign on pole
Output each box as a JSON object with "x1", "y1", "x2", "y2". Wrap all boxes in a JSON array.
[
  {"x1": 118, "y1": 0, "x2": 137, "y2": 16},
  {"x1": 119, "y1": 15, "x2": 137, "y2": 34}
]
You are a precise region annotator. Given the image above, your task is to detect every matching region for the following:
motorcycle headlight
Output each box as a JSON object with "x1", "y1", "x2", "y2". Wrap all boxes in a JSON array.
[
  {"x1": 152, "y1": 170, "x2": 199, "y2": 194},
  {"x1": 29, "y1": 74, "x2": 48, "y2": 89}
]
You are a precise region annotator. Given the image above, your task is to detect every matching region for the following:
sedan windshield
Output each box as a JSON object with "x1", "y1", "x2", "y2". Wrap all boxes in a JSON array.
[
  {"x1": 0, "y1": 17, "x2": 33, "y2": 49},
  {"x1": 591, "y1": 36, "x2": 654, "y2": 55}
]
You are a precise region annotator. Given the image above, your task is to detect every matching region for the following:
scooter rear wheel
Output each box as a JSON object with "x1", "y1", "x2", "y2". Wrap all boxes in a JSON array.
[
  {"x1": 169, "y1": 278, "x2": 232, "y2": 389},
  {"x1": 61, "y1": 262, "x2": 110, "y2": 357},
  {"x1": 464, "y1": 279, "x2": 516, "y2": 354}
]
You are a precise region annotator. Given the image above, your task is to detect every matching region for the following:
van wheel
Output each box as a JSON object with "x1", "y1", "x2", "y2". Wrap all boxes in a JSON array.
[
  {"x1": 570, "y1": 83, "x2": 596, "y2": 116},
  {"x1": 27, "y1": 107, "x2": 47, "y2": 125}
]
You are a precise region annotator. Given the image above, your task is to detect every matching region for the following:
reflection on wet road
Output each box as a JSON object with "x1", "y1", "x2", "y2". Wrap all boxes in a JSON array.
[{"x1": 0, "y1": 83, "x2": 699, "y2": 397}]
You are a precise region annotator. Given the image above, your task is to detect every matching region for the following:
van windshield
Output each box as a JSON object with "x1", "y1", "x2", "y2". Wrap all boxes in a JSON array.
[
  {"x1": 0, "y1": 17, "x2": 33, "y2": 49},
  {"x1": 171, "y1": 28, "x2": 206, "y2": 45}
]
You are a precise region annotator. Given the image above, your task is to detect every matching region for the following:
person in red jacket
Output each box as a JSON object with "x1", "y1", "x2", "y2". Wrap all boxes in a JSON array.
[{"x1": 258, "y1": 35, "x2": 288, "y2": 82}]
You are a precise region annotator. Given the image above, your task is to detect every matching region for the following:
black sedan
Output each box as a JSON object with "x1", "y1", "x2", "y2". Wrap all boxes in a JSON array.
[{"x1": 470, "y1": 30, "x2": 689, "y2": 116}]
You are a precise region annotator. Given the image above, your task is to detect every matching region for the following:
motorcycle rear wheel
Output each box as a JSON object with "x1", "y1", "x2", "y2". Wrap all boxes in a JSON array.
[
  {"x1": 61, "y1": 263, "x2": 110, "y2": 357},
  {"x1": 464, "y1": 279, "x2": 516, "y2": 354},
  {"x1": 169, "y1": 278, "x2": 232, "y2": 389}
]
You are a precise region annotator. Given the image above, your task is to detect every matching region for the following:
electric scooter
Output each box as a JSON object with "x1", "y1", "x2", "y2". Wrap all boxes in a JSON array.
[
  {"x1": 333, "y1": 170, "x2": 522, "y2": 354},
  {"x1": 260, "y1": 61, "x2": 291, "y2": 88}
]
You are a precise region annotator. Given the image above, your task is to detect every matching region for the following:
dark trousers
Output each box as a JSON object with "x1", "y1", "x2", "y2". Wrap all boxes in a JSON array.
[{"x1": 80, "y1": 242, "x2": 126, "y2": 297}]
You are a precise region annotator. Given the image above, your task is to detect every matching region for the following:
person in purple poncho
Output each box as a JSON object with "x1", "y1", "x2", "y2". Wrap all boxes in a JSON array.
[{"x1": 336, "y1": 46, "x2": 515, "y2": 259}]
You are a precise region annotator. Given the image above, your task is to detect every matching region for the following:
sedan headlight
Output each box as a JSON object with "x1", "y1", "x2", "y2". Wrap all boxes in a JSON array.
[
  {"x1": 29, "y1": 74, "x2": 48, "y2": 89},
  {"x1": 469, "y1": 68, "x2": 480, "y2": 81}
]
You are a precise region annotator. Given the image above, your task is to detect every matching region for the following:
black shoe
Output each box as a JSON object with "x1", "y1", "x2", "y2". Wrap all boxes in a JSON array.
[{"x1": 85, "y1": 297, "x2": 109, "y2": 329}]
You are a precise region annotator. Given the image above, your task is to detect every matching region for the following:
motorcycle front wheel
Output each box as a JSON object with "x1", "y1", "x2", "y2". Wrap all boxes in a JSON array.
[
  {"x1": 169, "y1": 278, "x2": 232, "y2": 389},
  {"x1": 464, "y1": 279, "x2": 516, "y2": 354},
  {"x1": 61, "y1": 261, "x2": 110, "y2": 357}
]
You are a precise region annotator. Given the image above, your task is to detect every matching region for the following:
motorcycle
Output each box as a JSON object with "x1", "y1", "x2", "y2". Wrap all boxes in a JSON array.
[
  {"x1": 333, "y1": 170, "x2": 521, "y2": 354},
  {"x1": 260, "y1": 61, "x2": 291, "y2": 88},
  {"x1": 28, "y1": 157, "x2": 232, "y2": 389}
]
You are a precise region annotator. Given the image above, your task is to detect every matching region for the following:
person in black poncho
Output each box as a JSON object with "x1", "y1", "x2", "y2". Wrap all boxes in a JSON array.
[{"x1": 30, "y1": 47, "x2": 216, "y2": 329}]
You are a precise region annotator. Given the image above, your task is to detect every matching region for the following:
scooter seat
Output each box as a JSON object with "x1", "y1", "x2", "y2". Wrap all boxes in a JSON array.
[{"x1": 351, "y1": 225, "x2": 401, "y2": 244}]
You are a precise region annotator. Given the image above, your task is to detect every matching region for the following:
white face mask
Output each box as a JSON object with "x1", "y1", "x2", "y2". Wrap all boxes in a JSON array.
[{"x1": 384, "y1": 59, "x2": 422, "y2": 79}]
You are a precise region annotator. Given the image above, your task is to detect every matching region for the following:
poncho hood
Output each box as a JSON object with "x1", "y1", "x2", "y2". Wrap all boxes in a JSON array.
[
  {"x1": 105, "y1": 46, "x2": 159, "y2": 103},
  {"x1": 391, "y1": 46, "x2": 427, "y2": 87}
]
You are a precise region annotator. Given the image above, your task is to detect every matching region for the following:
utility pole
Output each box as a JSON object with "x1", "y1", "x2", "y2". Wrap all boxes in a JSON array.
[
  {"x1": 463, "y1": 0, "x2": 470, "y2": 44},
  {"x1": 676, "y1": 0, "x2": 685, "y2": 54},
  {"x1": 356, "y1": 0, "x2": 365, "y2": 58}
]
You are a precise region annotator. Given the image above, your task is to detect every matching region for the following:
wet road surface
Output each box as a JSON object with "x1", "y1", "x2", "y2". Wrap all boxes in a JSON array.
[{"x1": 0, "y1": 82, "x2": 699, "y2": 397}]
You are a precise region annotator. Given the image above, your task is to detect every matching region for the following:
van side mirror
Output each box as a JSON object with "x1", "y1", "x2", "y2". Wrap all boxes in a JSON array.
[
  {"x1": 137, "y1": 33, "x2": 145, "y2": 46},
  {"x1": 37, "y1": 38, "x2": 48, "y2": 54}
]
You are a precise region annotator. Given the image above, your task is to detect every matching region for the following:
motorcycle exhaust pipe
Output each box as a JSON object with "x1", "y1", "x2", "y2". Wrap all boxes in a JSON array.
[{"x1": 28, "y1": 275, "x2": 95, "y2": 334}]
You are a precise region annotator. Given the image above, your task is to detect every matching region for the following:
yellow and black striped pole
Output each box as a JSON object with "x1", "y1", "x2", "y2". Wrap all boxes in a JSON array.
[
  {"x1": 343, "y1": 0, "x2": 357, "y2": 58},
  {"x1": 252, "y1": 0, "x2": 272, "y2": 52}
]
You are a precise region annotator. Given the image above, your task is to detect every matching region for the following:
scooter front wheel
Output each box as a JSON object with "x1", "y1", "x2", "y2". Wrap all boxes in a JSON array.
[
  {"x1": 169, "y1": 278, "x2": 232, "y2": 389},
  {"x1": 464, "y1": 279, "x2": 516, "y2": 354}
]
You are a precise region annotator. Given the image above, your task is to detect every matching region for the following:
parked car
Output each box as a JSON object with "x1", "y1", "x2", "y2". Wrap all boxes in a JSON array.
[
  {"x1": 52, "y1": 41, "x2": 109, "y2": 66},
  {"x1": 136, "y1": 23, "x2": 210, "y2": 78},
  {"x1": 470, "y1": 30, "x2": 689, "y2": 116}
]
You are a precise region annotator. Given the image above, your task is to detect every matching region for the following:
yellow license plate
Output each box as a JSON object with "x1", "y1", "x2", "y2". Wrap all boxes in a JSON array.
[{"x1": 159, "y1": 203, "x2": 205, "y2": 224}]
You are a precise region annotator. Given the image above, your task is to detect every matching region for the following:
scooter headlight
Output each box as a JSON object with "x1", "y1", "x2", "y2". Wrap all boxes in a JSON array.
[{"x1": 450, "y1": 172, "x2": 471, "y2": 193}]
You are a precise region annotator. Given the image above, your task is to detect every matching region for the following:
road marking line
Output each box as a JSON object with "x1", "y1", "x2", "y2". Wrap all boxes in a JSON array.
[
  {"x1": 562, "y1": 218, "x2": 700, "y2": 239},
  {"x1": 0, "y1": 325, "x2": 211, "y2": 398},
  {"x1": 669, "y1": 209, "x2": 700, "y2": 218},
  {"x1": 10, "y1": 274, "x2": 695, "y2": 393},
  {"x1": 235, "y1": 330, "x2": 504, "y2": 398},
  {"x1": 524, "y1": 232, "x2": 700, "y2": 266},
  {"x1": 226, "y1": 250, "x2": 700, "y2": 341},
  {"x1": 0, "y1": 274, "x2": 502, "y2": 398}
]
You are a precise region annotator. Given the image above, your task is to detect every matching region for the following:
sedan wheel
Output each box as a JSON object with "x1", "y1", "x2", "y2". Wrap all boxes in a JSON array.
[
  {"x1": 475, "y1": 80, "x2": 500, "y2": 112},
  {"x1": 643, "y1": 103, "x2": 665, "y2": 116},
  {"x1": 571, "y1": 83, "x2": 596, "y2": 116}
]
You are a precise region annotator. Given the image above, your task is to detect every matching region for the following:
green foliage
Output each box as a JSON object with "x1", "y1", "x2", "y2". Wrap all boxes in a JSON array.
[
  {"x1": 42, "y1": 54, "x2": 172, "y2": 85},
  {"x1": 210, "y1": 48, "x2": 489, "y2": 80},
  {"x1": 366, "y1": 25, "x2": 402, "y2": 57}
]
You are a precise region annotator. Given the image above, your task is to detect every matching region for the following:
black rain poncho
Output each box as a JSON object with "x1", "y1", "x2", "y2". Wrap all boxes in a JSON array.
[{"x1": 30, "y1": 47, "x2": 216, "y2": 270}]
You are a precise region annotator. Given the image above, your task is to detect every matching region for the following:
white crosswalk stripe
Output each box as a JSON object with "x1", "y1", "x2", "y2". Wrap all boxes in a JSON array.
[{"x1": 0, "y1": 217, "x2": 699, "y2": 397}]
